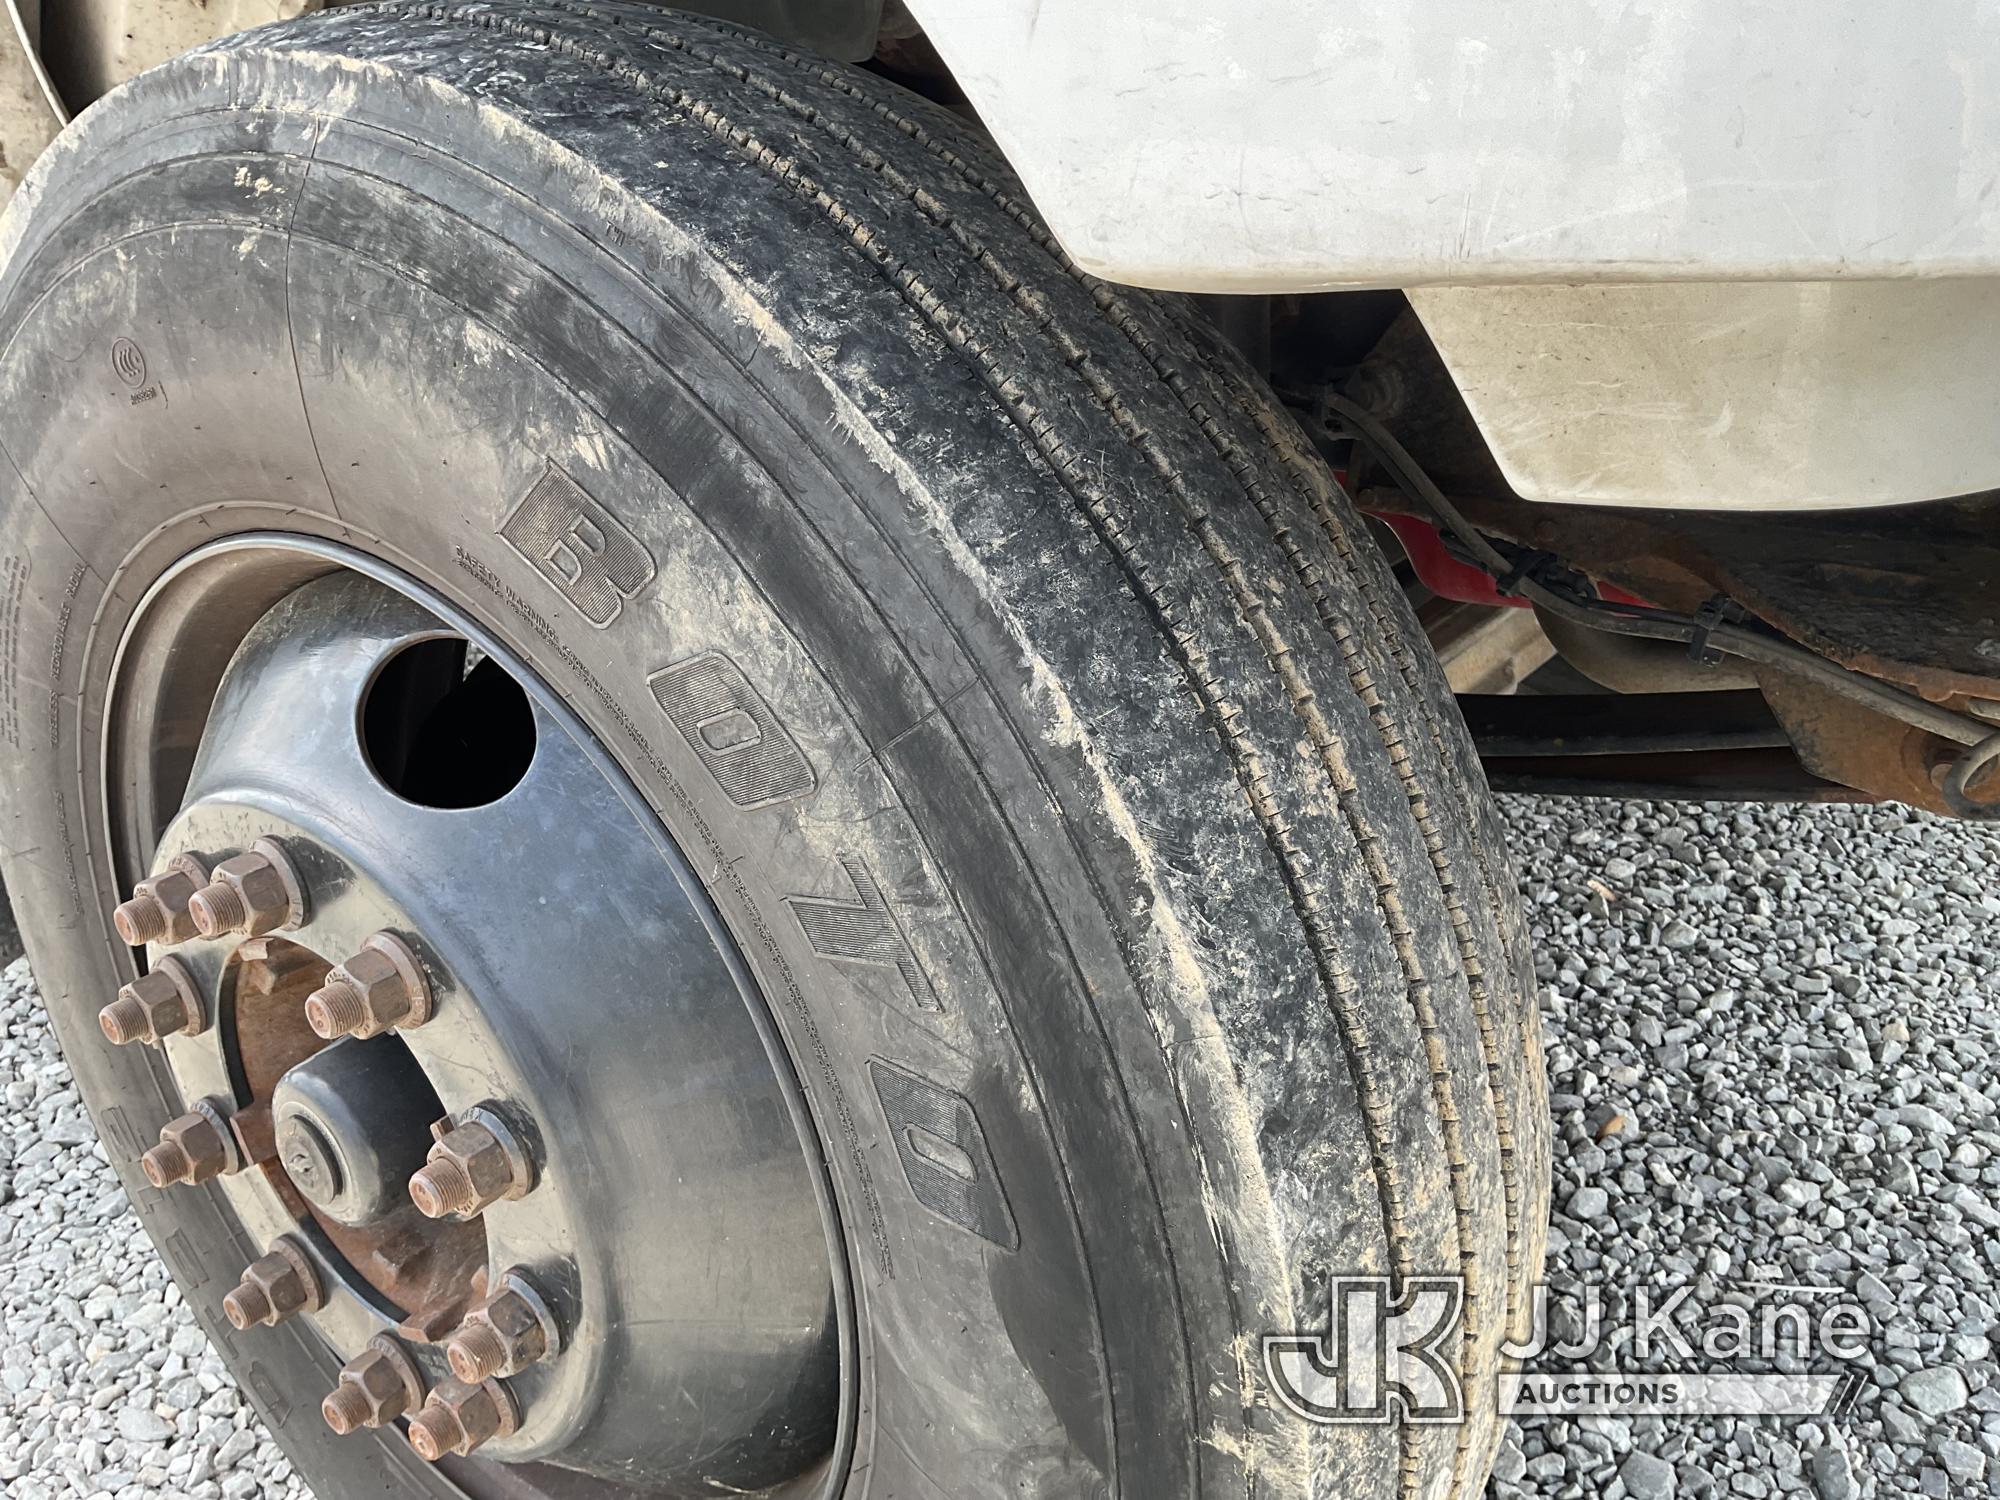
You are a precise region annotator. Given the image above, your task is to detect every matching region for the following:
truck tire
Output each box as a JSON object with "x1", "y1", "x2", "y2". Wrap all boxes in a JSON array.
[{"x1": 0, "y1": 5, "x2": 1549, "y2": 1497}]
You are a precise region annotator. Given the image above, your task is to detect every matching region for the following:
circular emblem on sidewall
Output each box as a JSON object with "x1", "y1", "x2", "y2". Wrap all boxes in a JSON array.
[{"x1": 110, "y1": 337, "x2": 147, "y2": 388}]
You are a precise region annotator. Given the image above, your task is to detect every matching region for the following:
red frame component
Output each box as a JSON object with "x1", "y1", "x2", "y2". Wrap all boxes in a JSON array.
[{"x1": 1374, "y1": 512, "x2": 1649, "y2": 609}]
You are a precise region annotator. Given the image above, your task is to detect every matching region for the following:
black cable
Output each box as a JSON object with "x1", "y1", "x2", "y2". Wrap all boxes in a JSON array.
[
  {"x1": 1316, "y1": 391, "x2": 2000, "y2": 817},
  {"x1": 1942, "y1": 729, "x2": 2000, "y2": 819}
]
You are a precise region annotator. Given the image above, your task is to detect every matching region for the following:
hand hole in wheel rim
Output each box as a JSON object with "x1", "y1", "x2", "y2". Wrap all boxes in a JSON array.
[
  {"x1": 94, "y1": 540, "x2": 850, "y2": 1496},
  {"x1": 362, "y1": 638, "x2": 537, "y2": 809}
]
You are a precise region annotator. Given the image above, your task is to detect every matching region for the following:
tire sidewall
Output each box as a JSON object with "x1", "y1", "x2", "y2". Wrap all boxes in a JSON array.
[{"x1": 0, "y1": 39, "x2": 1241, "y2": 1500}]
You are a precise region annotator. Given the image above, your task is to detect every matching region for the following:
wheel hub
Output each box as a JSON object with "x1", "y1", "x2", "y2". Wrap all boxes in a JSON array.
[
  {"x1": 273, "y1": 1037, "x2": 441, "y2": 1225},
  {"x1": 100, "y1": 565, "x2": 843, "y2": 1491}
]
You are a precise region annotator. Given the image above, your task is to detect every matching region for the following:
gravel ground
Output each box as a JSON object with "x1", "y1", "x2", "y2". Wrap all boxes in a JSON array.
[
  {"x1": 1494, "y1": 796, "x2": 2000, "y2": 1500},
  {"x1": 0, "y1": 961, "x2": 309, "y2": 1500},
  {"x1": 0, "y1": 794, "x2": 1994, "y2": 1499}
]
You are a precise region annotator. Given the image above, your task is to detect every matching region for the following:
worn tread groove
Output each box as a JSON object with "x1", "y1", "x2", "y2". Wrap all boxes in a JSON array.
[
  {"x1": 1241, "y1": 399, "x2": 1535, "y2": 1315},
  {"x1": 514, "y1": 14, "x2": 1502, "y2": 1479},
  {"x1": 252, "y1": 9, "x2": 1542, "y2": 1494},
  {"x1": 415, "y1": 10, "x2": 1482, "y2": 1489},
  {"x1": 539, "y1": 15, "x2": 1512, "y2": 1486},
  {"x1": 353, "y1": 10, "x2": 1416, "y2": 1491},
  {"x1": 653, "y1": 0, "x2": 1527, "y2": 1328},
  {"x1": 402, "y1": 0, "x2": 1430, "y2": 1281}
]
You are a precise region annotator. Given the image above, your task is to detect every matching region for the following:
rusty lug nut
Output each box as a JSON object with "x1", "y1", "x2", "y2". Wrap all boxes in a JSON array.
[
  {"x1": 111, "y1": 856, "x2": 209, "y2": 947},
  {"x1": 445, "y1": 1271, "x2": 559, "y2": 1383},
  {"x1": 305, "y1": 932, "x2": 432, "y2": 1041},
  {"x1": 222, "y1": 1235, "x2": 325, "y2": 1331},
  {"x1": 98, "y1": 956, "x2": 207, "y2": 1047},
  {"x1": 406, "y1": 1377, "x2": 519, "y2": 1462},
  {"x1": 408, "y1": 1108, "x2": 534, "y2": 1221},
  {"x1": 140, "y1": 1099, "x2": 243, "y2": 1188},
  {"x1": 187, "y1": 839, "x2": 304, "y2": 940},
  {"x1": 322, "y1": 1335, "x2": 426, "y2": 1435}
]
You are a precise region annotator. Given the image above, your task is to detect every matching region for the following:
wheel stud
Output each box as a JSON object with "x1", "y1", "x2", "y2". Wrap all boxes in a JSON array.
[
  {"x1": 406, "y1": 1377, "x2": 519, "y2": 1461},
  {"x1": 408, "y1": 1107, "x2": 535, "y2": 1221},
  {"x1": 111, "y1": 856, "x2": 208, "y2": 947},
  {"x1": 445, "y1": 1270, "x2": 559, "y2": 1382},
  {"x1": 222, "y1": 1235, "x2": 325, "y2": 1330},
  {"x1": 304, "y1": 932, "x2": 432, "y2": 1040},
  {"x1": 98, "y1": 956, "x2": 206, "y2": 1046},
  {"x1": 321, "y1": 1335, "x2": 426, "y2": 1435},
  {"x1": 188, "y1": 839, "x2": 304, "y2": 940},
  {"x1": 140, "y1": 1098, "x2": 244, "y2": 1188}
]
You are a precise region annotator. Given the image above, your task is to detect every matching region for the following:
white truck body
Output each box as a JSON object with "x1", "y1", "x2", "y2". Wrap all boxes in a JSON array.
[
  {"x1": 906, "y1": 0, "x2": 2000, "y2": 509},
  {"x1": 7, "y1": 0, "x2": 1997, "y2": 509}
]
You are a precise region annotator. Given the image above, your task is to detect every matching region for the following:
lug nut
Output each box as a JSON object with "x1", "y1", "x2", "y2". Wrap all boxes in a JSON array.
[
  {"x1": 445, "y1": 1322, "x2": 513, "y2": 1385},
  {"x1": 303, "y1": 981, "x2": 365, "y2": 1040},
  {"x1": 304, "y1": 932, "x2": 432, "y2": 1040},
  {"x1": 445, "y1": 1271, "x2": 559, "y2": 1383},
  {"x1": 96, "y1": 997, "x2": 149, "y2": 1046},
  {"x1": 187, "y1": 839, "x2": 304, "y2": 940},
  {"x1": 98, "y1": 957, "x2": 206, "y2": 1046},
  {"x1": 406, "y1": 1377, "x2": 519, "y2": 1461},
  {"x1": 321, "y1": 1335, "x2": 426, "y2": 1435},
  {"x1": 408, "y1": 1108, "x2": 534, "y2": 1221},
  {"x1": 111, "y1": 857, "x2": 209, "y2": 947},
  {"x1": 142, "y1": 1139, "x2": 198, "y2": 1188},
  {"x1": 319, "y1": 1383, "x2": 375, "y2": 1437},
  {"x1": 140, "y1": 1099, "x2": 242, "y2": 1188},
  {"x1": 408, "y1": 1154, "x2": 476, "y2": 1219},
  {"x1": 221, "y1": 1235, "x2": 325, "y2": 1330}
]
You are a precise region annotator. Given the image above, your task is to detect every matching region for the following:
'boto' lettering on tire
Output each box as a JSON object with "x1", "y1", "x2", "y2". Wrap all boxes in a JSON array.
[
  {"x1": 649, "y1": 652, "x2": 819, "y2": 809},
  {"x1": 868, "y1": 1060, "x2": 1018, "y2": 1251},
  {"x1": 499, "y1": 463, "x2": 657, "y2": 628},
  {"x1": 499, "y1": 463, "x2": 1015, "y2": 1254},
  {"x1": 787, "y1": 855, "x2": 941, "y2": 1014}
]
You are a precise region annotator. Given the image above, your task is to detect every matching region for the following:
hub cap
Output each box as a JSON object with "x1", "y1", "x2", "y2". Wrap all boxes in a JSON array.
[{"x1": 101, "y1": 559, "x2": 844, "y2": 1492}]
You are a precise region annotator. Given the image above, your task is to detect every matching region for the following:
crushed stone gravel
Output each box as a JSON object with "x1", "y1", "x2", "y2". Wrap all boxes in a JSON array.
[
  {"x1": 0, "y1": 793, "x2": 1994, "y2": 1498},
  {"x1": 0, "y1": 960, "x2": 309, "y2": 1499},
  {"x1": 1494, "y1": 795, "x2": 2000, "y2": 1500}
]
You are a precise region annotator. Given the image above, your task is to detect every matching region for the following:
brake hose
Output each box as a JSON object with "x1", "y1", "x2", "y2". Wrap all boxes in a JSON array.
[{"x1": 1316, "y1": 391, "x2": 2000, "y2": 820}]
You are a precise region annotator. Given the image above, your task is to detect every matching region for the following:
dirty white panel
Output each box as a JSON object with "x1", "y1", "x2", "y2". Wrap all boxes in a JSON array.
[
  {"x1": 52, "y1": 0, "x2": 319, "y2": 106},
  {"x1": 1, "y1": 0, "x2": 61, "y2": 209},
  {"x1": 1409, "y1": 280, "x2": 2000, "y2": 509},
  {"x1": 5, "y1": 0, "x2": 322, "y2": 205},
  {"x1": 907, "y1": 0, "x2": 2000, "y2": 291}
]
